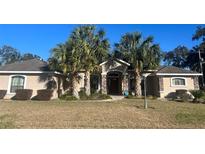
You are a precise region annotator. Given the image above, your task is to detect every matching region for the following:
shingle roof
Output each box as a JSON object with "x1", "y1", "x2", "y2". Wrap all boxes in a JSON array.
[
  {"x1": 0, "y1": 59, "x2": 50, "y2": 72},
  {"x1": 156, "y1": 66, "x2": 198, "y2": 74}
]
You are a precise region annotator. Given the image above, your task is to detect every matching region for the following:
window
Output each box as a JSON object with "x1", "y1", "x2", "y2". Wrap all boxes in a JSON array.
[
  {"x1": 172, "y1": 78, "x2": 186, "y2": 86},
  {"x1": 10, "y1": 76, "x2": 25, "y2": 93}
]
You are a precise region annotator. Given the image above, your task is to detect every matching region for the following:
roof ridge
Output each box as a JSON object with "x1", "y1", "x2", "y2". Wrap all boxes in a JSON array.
[{"x1": 156, "y1": 65, "x2": 167, "y2": 72}]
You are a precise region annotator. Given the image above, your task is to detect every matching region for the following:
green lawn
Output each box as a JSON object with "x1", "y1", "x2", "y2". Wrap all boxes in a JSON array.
[{"x1": 0, "y1": 99, "x2": 205, "y2": 128}]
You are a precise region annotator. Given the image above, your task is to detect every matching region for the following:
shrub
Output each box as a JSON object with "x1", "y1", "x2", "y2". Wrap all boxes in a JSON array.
[
  {"x1": 176, "y1": 89, "x2": 187, "y2": 97},
  {"x1": 190, "y1": 90, "x2": 205, "y2": 103},
  {"x1": 180, "y1": 93, "x2": 191, "y2": 102},
  {"x1": 175, "y1": 89, "x2": 196, "y2": 102},
  {"x1": 0, "y1": 90, "x2": 7, "y2": 99},
  {"x1": 79, "y1": 88, "x2": 89, "y2": 100},
  {"x1": 32, "y1": 89, "x2": 53, "y2": 101},
  {"x1": 59, "y1": 93, "x2": 78, "y2": 101},
  {"x1": 90, "y1": 93, "x2": 112, "y2": 100},
  {"x1": 190, "y1": 90, "x2": 205, "y2": 99},
  {"x1": 12, "y1": 89, "x2": 33, "y2": 100}
]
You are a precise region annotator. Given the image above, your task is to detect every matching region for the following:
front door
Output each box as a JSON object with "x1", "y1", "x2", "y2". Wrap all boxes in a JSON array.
[{"x1": 107, "y1": 72, "x2": 122, "y2": 95}]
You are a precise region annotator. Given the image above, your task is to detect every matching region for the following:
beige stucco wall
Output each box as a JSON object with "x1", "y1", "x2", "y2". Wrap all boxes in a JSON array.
[
  {"x1": 0, "y1": 74, "x2": 60, "y2": 99},
  {"x1": 159, "y1": 76, "x2": 198, "y2": 98}
]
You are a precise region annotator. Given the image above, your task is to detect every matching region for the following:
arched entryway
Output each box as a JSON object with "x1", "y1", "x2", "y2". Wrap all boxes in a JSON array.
[{"x1": 107, "y1": 71, "x2": 122, "y2": 95}]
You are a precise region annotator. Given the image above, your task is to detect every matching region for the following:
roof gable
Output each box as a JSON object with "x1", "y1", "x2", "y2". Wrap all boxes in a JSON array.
[{"x1": 100, "y1": 58, "x2": 130, "y2": 66}]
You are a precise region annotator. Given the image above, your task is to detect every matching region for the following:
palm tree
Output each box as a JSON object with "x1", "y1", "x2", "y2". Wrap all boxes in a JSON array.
[
  {"x1": 71, "y1": 25, "x2": 109, "y2": 96},
  {"x1": 50, "y1": 40, "x2": 82, "y2": 98},
  {"x1": 115, "y1": 32, "x2": 161, "y2": 96}
]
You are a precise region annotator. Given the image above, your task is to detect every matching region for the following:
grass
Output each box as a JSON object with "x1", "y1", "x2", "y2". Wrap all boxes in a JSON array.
[
  {"x1": 0, "y1": 114, "x2": 15, "y2": 128},
  {"x1": 1, "y1": 99, "x2": 205, "y2": 128},
  {"x1": 176, "y1": 113, "x2": 205, "y2": 124}
]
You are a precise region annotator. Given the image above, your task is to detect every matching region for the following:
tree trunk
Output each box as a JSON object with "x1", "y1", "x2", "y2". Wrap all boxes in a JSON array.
[
  {"x1": 84, "y1": 70, "x2": 91, "y2": 96},
  {"x1": 135, "y1": 69, "x2": 142, "y2": 96},
  {"x1": 71, "y1": 74, "x2": 79, "y2": 99}
]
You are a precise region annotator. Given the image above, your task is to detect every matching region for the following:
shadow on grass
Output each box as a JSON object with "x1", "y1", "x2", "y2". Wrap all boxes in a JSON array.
[{"x1": 0, "y1": 114, "x2": 16, "y2": 129}]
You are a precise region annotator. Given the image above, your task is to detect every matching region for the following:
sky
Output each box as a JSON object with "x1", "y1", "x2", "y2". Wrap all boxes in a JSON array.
[{"x1": 0, "y1": 24, "x2": 204, "y2": 61}]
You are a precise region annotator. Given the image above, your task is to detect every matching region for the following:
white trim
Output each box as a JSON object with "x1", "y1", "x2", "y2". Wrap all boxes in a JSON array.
[
  {"x1": 99, "y1": 61, "x2": 107, "y2": 66},
  {"x1": 170, "y1": 77, "x2": 187, "y2": 87},
  {"x1": 0, "y1": 71, "x2": 62, "y2": 75},
  {"x1": 156, "y1": 73, "x2": 202, "y2": 76},
  {"x1": 7, "y1": 75, "x2": 27, "y2": 95},
  {"x1": 116, "y1": 58, "x2": 130, "y2": 66},
  {"x1": 99, "y1": 59, "x2": 130, "y2": 66}
]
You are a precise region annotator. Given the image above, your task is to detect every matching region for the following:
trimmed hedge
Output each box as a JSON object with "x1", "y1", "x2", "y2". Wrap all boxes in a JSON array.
[
  {"x1": 0, "y1": 90, "x2": 7, "y2": 99},
  {"x1": 32, "y1": 89, "x2": 53, "y2": 101},
  {"x1": 12, "y1": 89, "x2": 33, "y2": 100},
  {"x1": 59, "y1": 94, "x2": 78, "y2": 101},
  {"x1": 175, "y1": 89, "x2": 194, "y2": 102}
]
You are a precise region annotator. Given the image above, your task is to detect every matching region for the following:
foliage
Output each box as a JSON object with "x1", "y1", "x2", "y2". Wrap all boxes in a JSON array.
[
  {"x1": 192, "y1": 26, "x2": 205, "y2": 50},
  {"x1": 21, "y1": 53, "x2": 41, "y2": 61},
  {"x1": 163, "y1": 45, "x2": 189, "y2": 68},
  {"x1": 49, "y1": 39, "x2": 82, "y2": 98},
  {"x1": 78, "y1": 89, "x2": 111, "y2": 100},
  {"x1": 0, "y1": 45, "x2": 41, "y2": 66},
  {"x1": 32, "y1": 89, "x2": 53, "y2": 101},
  {"x1": 70, "y1": 25, "x2": 110, "y2": 96},
  {"x1": 180, "y1": 93, "x2": 191, "y2": 102},
  {"x1": 49, "y1": 25, "x2": 110, "y2": 97},
  {"x1": 0, "y1": 45, "x2": 21, "y2": 65},
  {"x1": 185, "y1": 47, "x2": 201, "y2": 72},
  {"x1": 90, "y1": 93, "x2": 112, "y2": 100},
  {"x1": 78, "y1": 88, "x2": 89, "y2": 100},
  {"x1": 175, "y1": 89, "x2": 191, "y2": 102},
  {"x1": 12, "y1": 89, "x2": 33, "y2": 100},
  {"x1": 162, "y1": 26, "x2": 205, "y2": 88},
  {"x1": 59, "y1": 93, "x2": 78, "y2": 101},
  {"x1": 114, "y1": 32, "x2": 162, "y2": 96},
  {"x1": 190, "y1": 90, "x2": 205, "y2": 103}
]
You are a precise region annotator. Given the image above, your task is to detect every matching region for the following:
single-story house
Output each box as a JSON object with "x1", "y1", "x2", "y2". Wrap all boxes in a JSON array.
[{"x1": 0, "y1": 58, "x2": 202, "y2": 99}]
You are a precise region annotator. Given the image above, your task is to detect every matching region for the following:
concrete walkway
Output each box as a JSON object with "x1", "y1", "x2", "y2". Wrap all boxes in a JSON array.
[{"x1": 109, "y1": 95, "x2": 125, "y2": 101}]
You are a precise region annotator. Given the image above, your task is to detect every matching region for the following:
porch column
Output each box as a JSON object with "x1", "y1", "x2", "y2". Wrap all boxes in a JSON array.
[
  {"x1": 122, "y1": 73, "x2": 129, "y2": 93},
  {"x1": 101, "y1": 73, "x2": 107, "y2": 94},
  {"x1": 193, "y1": 76, "x2": 199, "y2": 90},
  {"x1": 158, "y1": 77, "x2": 164, "y2": 97},
  {"x1": 97, "y1": 75, "x2": 101, "y2": 92}
]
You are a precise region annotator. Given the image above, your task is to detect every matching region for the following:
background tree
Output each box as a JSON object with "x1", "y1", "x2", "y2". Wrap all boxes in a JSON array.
[
  {"x1": 21, "y1": 53, "x2": 41, "y2": 61},
  {"x1": 0, "y1": 45, "x2": 42, "y2": 66},
  {"x1": 70, "y1": 25, "x2": 110, "y2": 96},
  {"x1": 163, "y1": 45, "x2": 189, "y2": 68},
  {"x1": 115, "y1": 32, "x2": 161, "y2": 96},
  {"x1": 192, "y1": 26, "x2": 205, "y2": 51},
  {"x1": 0, "y1": 45, "x2": 21, "y2": 65}
]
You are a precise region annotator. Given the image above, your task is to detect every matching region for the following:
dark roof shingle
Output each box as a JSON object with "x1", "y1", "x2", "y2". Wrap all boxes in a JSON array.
[
  {"x1": 156, "y1": 66, "x2": 198, "y2": 74},
  {"x1": 0, "y1": 59, "x2": 50, "y2": 72}
]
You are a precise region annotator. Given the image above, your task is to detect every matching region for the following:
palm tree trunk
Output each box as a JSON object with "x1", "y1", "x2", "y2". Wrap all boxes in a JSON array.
[
  {"x1": 71, "y1": 74, "x2": 79, "y2": 99},
  {"x1": 84, "y1": 70, "x2": 91, "y2": 96},
  {"x1": 135, "y1": 68, "x2": 142, "y2": 96}
]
